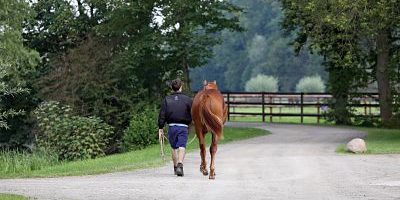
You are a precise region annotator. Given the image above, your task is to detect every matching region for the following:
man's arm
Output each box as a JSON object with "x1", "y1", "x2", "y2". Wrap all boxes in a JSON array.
[
  {"x1": 158, "y1": 98, "x2": 167, "y2": 140},
  {"x1": 158, "y1": 98, "x2": 167, "y2": 129},
  {"x1": 187, "y1": 97, "x2": 193, "y2": 122}
]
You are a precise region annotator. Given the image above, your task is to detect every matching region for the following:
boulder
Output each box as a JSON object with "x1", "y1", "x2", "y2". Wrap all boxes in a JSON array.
[{"x1": 346, "y1": 138, "x2": 367, "y2": 153}]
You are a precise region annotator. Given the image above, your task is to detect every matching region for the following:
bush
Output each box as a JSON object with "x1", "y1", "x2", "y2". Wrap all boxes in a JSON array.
[
  {"x1": 296, "y1": 75, "x2": 325, "y2": 93},
  {"x1": 122, "y1": 107, "x2": 159, "y2": 152},
  {"x1": 33, "y1": 101, "x2": 113, "y2": 161},
  {"x1": 245, "y1": 75, "x2": 278, "y2": 92},
  {"x1": 353, "y1": 115, "x2": 380, "y2": 127}
]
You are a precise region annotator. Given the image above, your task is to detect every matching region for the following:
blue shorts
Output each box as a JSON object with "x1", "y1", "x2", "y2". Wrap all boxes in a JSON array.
[{"x1": 168, "y1": 125, "x2": 189, "y2": 149}]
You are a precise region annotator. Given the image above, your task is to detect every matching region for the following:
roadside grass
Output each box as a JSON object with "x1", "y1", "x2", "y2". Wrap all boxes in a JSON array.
[
  {"x1": 336, "y1": 127, "x2": 400, "y2": 154},
  {"x1": 0, "y1": 127, "x2": 268, "y2": 179},
  {"x1": 0, "y1": 194, "x2": 28, "y2": 200},
  {"x1": 0, "y1": 150, "x2": 60, "y2": 177}
]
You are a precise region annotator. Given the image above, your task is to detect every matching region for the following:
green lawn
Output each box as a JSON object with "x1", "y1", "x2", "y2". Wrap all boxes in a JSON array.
[
  {"x1": 337, "y1": 127, "x2": 400, "y2": 154},
  {"x1": 229, "y1": 106, "x2": 379, "y2": 124},
  {"x1": 0, "y1": 127, "x2": 268, "y2": 179},
  {"x1": 0, "y1": 194, "x2": 28, "y2": 200}
]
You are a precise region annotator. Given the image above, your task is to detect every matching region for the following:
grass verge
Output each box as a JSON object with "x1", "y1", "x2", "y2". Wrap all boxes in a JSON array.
[
  {"x1": 0, "y1": 127, "x2": 268, "y2": 179},
  {"x1": 336, "y1": 127, "x2": 400, "y2": 154},
  {"x1": 0, "y1": 194, "x2": 28, "y2": 200}
]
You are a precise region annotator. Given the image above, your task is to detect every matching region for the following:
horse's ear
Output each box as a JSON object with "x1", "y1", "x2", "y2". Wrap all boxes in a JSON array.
[{"x1": 203, "y1": 80, "x2": 208, "y2": 86}]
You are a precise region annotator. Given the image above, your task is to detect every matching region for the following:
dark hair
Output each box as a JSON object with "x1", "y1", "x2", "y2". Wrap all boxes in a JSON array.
[{"x1": 171, "y1": 79, "x2": 182, "y2": 91}]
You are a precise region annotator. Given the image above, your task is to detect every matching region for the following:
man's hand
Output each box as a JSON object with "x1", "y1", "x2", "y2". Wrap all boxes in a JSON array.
[{"x1": 158, "y1": 129, "x2": 164, "y2": 140}]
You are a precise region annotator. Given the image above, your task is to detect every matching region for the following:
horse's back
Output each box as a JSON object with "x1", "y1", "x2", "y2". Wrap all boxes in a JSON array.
[
  {"x1": 192, "y1": 89, "x2": 226, "y2": 136},
  {"x1": 192, "y1": 89, "x2": 224, "y2": 115}
]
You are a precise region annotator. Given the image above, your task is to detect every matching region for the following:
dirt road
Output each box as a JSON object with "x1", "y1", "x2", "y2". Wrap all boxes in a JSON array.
[{"x1": 1, "y1": 123, "x2": 399, "y2": 200}]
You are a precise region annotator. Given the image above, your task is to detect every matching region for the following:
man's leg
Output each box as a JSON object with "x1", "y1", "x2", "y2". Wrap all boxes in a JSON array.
[
  {"x1": 168, "y1": 126, "x2": 179, "y2": 175},
  {"x1": 175, "y1": 127, "x2": 188, "y2": 176},
  {"x1": 178, "y1": 147, "x2": 186, "y2": 163},
  {"x1": 171, "y1": 148, "x2": 178, "y2": 174},
  {"x1": 176, "y1": 148, "x2": 185, "y2": 176}
]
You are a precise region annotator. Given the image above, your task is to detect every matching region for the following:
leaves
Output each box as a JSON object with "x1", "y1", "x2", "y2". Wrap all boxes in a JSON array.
[
  {"x1": 33, "y1": 101, "x2": 113, "y2": 161},
  {"x1": 122, "y1": 107, "x2": 158, "y2": 152}
]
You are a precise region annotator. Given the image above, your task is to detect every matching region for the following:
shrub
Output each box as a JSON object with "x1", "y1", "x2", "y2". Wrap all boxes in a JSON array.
[
  {"x1": 33, "y1": 101, "x2": 113, "y2": 161},
  {"x1": 122, "y1": 107, "x2": 159, "y2": 152},
  {"x1": 245, "y1": 75, "x2": 278, "y2": 92},
  {"x1": 296, "y1": 75, "x2": 325, "y2": 93}
]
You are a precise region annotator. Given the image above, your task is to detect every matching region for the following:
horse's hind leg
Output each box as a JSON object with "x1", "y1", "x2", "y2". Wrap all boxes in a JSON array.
[
  {"x1": 198, "y1": 131, "x2": 208, "y2": 176},
  {"x1": 209, "y1": 133, "x2": 218, "y2": 179}
]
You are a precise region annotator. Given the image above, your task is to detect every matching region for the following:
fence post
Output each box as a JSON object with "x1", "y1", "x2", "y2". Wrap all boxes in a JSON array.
[
  {"x1": 269, "y1": 96, "x2": 273, "y2": 123},
  {"x1": 227, "y1": 92, "x2": 230, "y2": 121},
  {"x1": 262, "y1": 93, "x2": 265, "y2": 122},
  {"x1": 301, "y1": 93, "x2": 304, "y2": 124},
  {"x1": 317, "y1": 97, "x2": 320, "y2": 124}
]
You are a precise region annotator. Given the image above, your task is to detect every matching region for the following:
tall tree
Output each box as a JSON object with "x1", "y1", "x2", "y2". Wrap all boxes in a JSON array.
[
  {"x1": 0, "y1": 0, "x2": 39, "y2": 144},
  {"x1": 191, "y1": 0, "x2": 325, "y2": 92},
  {"x1": 158, "y1": 0, "x2": 243, "y2": 92},
  {"x1": 281, "y1": 0, "x2": 400, "y2": 125}
]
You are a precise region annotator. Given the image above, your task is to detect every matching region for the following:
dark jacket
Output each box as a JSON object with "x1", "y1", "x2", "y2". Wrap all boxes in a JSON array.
[{"x1": 158, "y1": 92, "x2": 193, "y2": 129}]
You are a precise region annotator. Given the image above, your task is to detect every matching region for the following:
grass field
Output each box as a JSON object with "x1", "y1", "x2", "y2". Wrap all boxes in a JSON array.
[
  {"x1": 0, "y1": 127, "x2": 268, "y2": 179},
  {"x1": 229, "y1": 106, "x2": 379, "y2": 124},
  {"x1": 0, "y1": 194, "x2": 28, "y2": 200},
  {"x1": 337, "y1": 127, "x2": 400, "y2": 154}
]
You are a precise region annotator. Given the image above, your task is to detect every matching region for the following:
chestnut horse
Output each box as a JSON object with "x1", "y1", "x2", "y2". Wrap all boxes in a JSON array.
[{"x1": 192, "y1": 80, "x2": 227, "y2": 179}]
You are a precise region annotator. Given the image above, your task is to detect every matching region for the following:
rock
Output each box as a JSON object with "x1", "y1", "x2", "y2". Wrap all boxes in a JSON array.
[{"x1": 346, "y1": 138, "x2": 367, "y2": 153}]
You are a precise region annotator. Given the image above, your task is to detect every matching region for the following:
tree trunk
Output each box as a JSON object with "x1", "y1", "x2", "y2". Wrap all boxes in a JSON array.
[
  {"x1": 182, "y1": 57, "x2": 192, "y2": 94},
  {"x1": 328, "y1": 67, "x2": 352, "y2": 125},
  {"x1": 376, "y1": 29, "x2": 393, "y2": 125},
  {"x1": 77, "y1": 0, "x2": 84, "y2": 17}
]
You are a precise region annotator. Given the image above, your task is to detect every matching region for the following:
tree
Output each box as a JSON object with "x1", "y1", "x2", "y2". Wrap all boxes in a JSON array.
[
  {"x1": 281, "y1": 0, "x2": 400, "y2": 125},
  {"x1": 158, "y1": 0, "x2": 243, "y2": 92},
  {"x1": 0, "y1": 0, "x2": 39, "y2": 143},
  {"x1": 33, "y1": 0, "x2": 160, "y2": 149},
  {"x1": 191, "y1": 0, "x2": 325, "y2": 92},
  {"x1": 296, "y1": 76, "x2": 325, "y2": 93},
  {"x1": 245, "y1": 75, "x2": 278, "y2": 92}
]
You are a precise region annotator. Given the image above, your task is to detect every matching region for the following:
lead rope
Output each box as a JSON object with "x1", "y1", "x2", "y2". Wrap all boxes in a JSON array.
[
  {"x1": 159, "y1": 133, "x2": 197, "y2": 162},
  {"x1": 159, "y1": 135, "x2": 166, "y2": 162}
]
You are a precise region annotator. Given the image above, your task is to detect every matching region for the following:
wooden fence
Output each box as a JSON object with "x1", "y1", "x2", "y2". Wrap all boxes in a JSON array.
[{"x1": 222, "y1": 92, "x2": 380, "y2": 123}]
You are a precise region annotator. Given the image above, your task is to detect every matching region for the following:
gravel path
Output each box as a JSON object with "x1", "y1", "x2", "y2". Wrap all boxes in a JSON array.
[{"x1": 1, "y1": 123, "x2": 399, "y2": 200}]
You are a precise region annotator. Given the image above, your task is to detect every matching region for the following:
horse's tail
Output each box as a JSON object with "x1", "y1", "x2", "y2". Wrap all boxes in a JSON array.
[{"x1": 200, "y1": 94, "x2": 224, "y2": 140}]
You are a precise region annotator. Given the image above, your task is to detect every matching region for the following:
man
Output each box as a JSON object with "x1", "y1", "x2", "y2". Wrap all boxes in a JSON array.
[{"x1": 158, "y1": 79, "x2": 193, "y2": 176}]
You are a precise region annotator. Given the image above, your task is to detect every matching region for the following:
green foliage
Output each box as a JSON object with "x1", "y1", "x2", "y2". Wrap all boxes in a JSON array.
[
  {"x1": 122, "y1": 107, "x2": 159, "y2": 152},
  {"x1": 281, "y1": 0, "x2": 400, "y2": 125},
  {"x1": 190, "y1": 0, "x2": 325, "y2": 92},
  {"x1": 33, "y1": 101, "x2": 113, "y2": 161},
  {"x1": 245, "y1": 75, "x2": 278, "y2": 92},
  {"x1": 0, "y1": 149, "x2": 59, "y2": 175},
  {"x1": 0, "y1": 0, "x2": 39, "y2": 145},
  {"x1": 296, "y1": 76, "x2": 325, "y2": 93},
  {"x1": 353, "y1": 116, "x2": 380, "y2": 128},
  {"x1": 24, "y1": 0, "x2": 243, "y2": 145},
  {"x1": 156, "y1": 0, "x2": 243, "y2": 91}
]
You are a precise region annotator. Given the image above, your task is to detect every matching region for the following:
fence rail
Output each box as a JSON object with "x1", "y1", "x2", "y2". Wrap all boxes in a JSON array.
[{"x1": 221, "y1": 92, "x2": 380, "y2": 124}]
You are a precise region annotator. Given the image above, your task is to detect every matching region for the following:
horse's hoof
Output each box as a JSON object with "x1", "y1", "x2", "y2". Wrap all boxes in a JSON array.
[
  {"x1": 209, "y1": 171, "x2": 216, "y2": 179},
  {"x1": 200, "y1": 168, "x2": 209, "y2": 176}
]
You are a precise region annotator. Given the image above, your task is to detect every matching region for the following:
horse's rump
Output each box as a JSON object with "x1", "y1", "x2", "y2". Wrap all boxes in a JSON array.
[{"x1": 197, "y1": 90, "x2": 225, "y2": 139}]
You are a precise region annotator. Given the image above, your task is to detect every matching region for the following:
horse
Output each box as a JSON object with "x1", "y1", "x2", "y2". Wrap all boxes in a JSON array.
[{"x1": 192, "y1": 80, "x2": 228, "y2": 179}]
